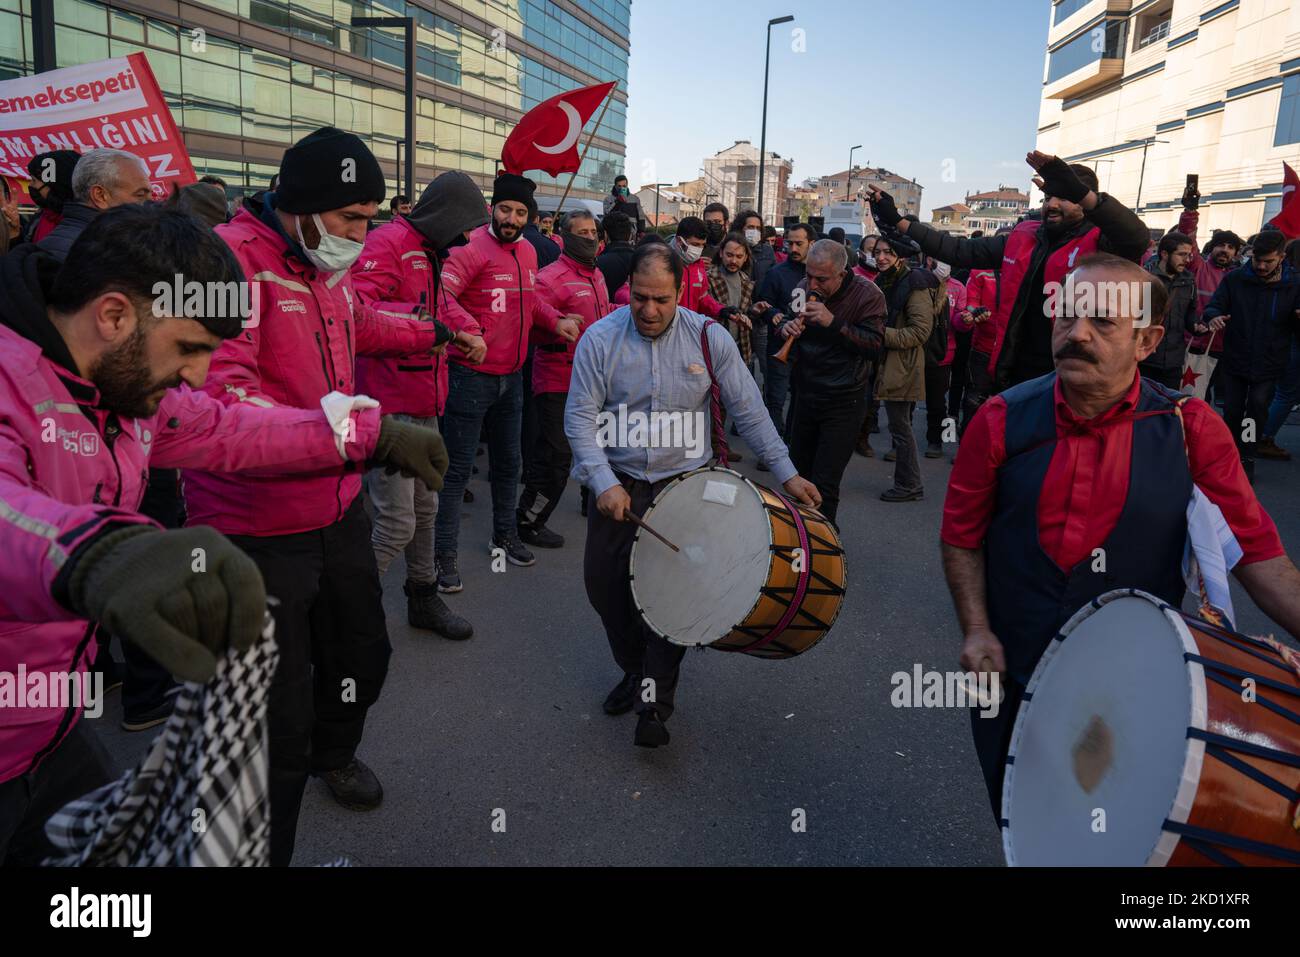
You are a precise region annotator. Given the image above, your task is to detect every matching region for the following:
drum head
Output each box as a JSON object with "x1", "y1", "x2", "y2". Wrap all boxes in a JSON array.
[
  {"x1": 630, "y1": 469, "x2": 770, "y2": 647},
  {"x1": 1002, "y1": 590, "x2": 1207, "y2": 866}
]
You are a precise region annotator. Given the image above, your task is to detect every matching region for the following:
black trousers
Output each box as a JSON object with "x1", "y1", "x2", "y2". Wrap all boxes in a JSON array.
[
  {"x1": 520, "y1": 348, "x2": 537, "y2": 478},
  {"x1": 1220, "y1": 371, "x2": 1278, "y2": 464},
  {"x1": 924, "y1": 363, "x2": 952, "y2": 445},
  {"x1": 1138, "y1": 363, "x2": 1183, "y2": 391},
  {"x1": 787, "y1": 388, "x2": 868, "y2": 525},
  {"x1": 228, "y1": 497, "x2": 392, "y2": 867},
  {"x1": 0, "y1": 721, "x2": 113, "y2": 866},
  {"x1": 584, "y1": 474, "x2": 687, "y2": 720},
  {"x1": 518, "y1": 390, "x2": 571, "y2": 529},
  {"x1": 970, "y1": 679, "x2": 1024, "y2": 821},
  {"x1": 122, "y1": 468, "x2": 184, "y2": 716},
  {"x1": 961, "y1": 349, "x2": 995, "y2": 435},
  {"x1": 948, "y1": 328, "x2": 972, "y2": 418}
]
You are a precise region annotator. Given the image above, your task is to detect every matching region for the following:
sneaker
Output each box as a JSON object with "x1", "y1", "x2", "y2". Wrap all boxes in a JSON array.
[
  {"x1": 121, "y1": 695, "x2": 175, "y2": 732},
  {"x1": 435, "y1": 554, "x2": 463, "y2": 593},
  {"x1": 518, "y1": 522, "x2": 564, "y2": 548},
  {"x1": 318, "y1": 758, "x2": 383, "y2": 811},
  {"x1": 880, "y1": 487, "x2": 924, "y2": 502},
  {"x1": 634, "y1": 710, "x2": 671, "y2": 748},
  {"x1": 490, "y1": 533, "x2": 536, "y2": 567},
  {"x1": 405, "y1": 579, "x2": 473, "y2": 639},
  {"x1": 883, "y1": 448, "x2": 897, "y2": 462},
  {"x1": 854, "y1": 438, "x2": 873, "y2": 458},
  {"x1": 603, "y1": 672, "x2": 640, "y2": 715},
  {"x1": 925, "y1": 442, "x2": 943, "y2": 459},
  {"x1": 1257, "y1": 437, "x2": 1291, "y2": 461}
]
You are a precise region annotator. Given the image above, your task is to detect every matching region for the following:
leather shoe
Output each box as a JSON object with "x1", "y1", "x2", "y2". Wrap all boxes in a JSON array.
[
  {"x1": 634, "y1": 710, "x2": 670, "y2": 748},
  {"x1": 318, "y1": 758, "x2": 383, "y2": 810},
  {"x1": 603, "y1": 672, "x2": 639, "y2": 715}
]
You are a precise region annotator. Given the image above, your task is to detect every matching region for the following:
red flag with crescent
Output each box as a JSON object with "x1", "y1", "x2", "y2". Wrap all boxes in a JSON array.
[
  {"x1": 500, "y1": 80, "x2": 616, "y2": 177},
  {"x1": 1268, "y1": 162, "x2": 1300, "y2": 238}
]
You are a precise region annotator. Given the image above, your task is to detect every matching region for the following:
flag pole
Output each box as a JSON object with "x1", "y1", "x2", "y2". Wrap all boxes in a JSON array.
[{"x1": 554, "y1": 82, "x2": 616, "y2": 215}]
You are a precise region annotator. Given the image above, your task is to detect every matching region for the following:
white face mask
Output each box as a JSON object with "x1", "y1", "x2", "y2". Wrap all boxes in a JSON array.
[
  {"x1": 933, "y1": 262, "x2": 951, "y2": 282},
  {"x1": 861, "y1": 254, "x2": 877, "y2": 269},
  {"x1": 744, "y1": 228, "x2": 761, "y2": 246},
  {"x1": 677, "y1": 238, "x2": 702, "y2": 264},
  {"x1": 297, "y1": 213, "x2": 364, "y2": 272}
]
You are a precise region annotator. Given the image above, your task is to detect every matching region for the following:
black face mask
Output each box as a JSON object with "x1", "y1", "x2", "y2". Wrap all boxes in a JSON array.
[
  {"x1": 705, "y1": 223, "x2": 725, "y2": 243},
  {"x1": 31, "y1": 187, "x2": 64, "y2": 214},
  {"x1": 563, "y1": 232, "x2": 599, "y2": 265}
]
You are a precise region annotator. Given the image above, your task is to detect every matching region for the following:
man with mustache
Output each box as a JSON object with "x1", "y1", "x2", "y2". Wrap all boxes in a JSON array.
[
  {"x1": 868, "y1": 151, "x2": 1149, "y2": 395},
  {"x1": 941, "y1": 253, "x2": 1300, "y2": 814}
]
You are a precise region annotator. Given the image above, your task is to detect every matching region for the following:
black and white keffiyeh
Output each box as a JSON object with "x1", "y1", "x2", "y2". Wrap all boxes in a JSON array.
[{"x1": 43, "y1": 620, "x2": 277, "y2": 867}]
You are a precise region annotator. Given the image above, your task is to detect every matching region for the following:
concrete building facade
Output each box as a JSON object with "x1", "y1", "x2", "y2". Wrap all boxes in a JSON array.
[{"x1": 1036, "y1": 0, "x2": 1300, "y2": 237}]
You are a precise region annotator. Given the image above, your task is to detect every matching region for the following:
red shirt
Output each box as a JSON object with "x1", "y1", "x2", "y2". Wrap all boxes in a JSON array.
[{"x1": 941, "y1": 374, "x2": 1284, "y2": 572}]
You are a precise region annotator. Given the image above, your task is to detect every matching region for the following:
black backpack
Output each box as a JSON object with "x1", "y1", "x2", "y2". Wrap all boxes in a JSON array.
[{"x1": 911, "y1": 268, "x2": 949, "y2": 366}]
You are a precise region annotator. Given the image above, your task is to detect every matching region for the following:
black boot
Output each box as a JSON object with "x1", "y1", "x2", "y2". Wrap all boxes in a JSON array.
[
  {"x1": 405, "y1": 579, "x2": 473, "y2": 640},
  {"x1": 634, "y1": 709, "x2": 670, "y2": 748}
]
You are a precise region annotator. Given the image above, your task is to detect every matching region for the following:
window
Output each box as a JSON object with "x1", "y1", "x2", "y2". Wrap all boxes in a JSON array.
[
  {"x1": 1053, "y1": 0, "x2": 1094, "y2": 25},
  {"x1": 1134, "y1": 1, "x2": 1173, "y2": 50},
  {"x1": 1274, "y1": 73, "x2": 1300, "y2": 146},
  {"x1": 1047, "y1": 19, "x2": 1124, "y2": 83}
]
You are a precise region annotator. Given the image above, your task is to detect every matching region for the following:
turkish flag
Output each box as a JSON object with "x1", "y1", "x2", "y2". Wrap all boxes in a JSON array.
[
  {"x1": 1268, "y1": 162, "x2": 1300, "y2": 238},
  {"x1": 500, "y1": 81, "x2": 616, "y2": 177}
]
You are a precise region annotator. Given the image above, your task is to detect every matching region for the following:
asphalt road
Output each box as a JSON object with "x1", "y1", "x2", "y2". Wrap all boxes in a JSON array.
[{"x1": 95, "y1": 406, "x2": 1300, "y2": 866}]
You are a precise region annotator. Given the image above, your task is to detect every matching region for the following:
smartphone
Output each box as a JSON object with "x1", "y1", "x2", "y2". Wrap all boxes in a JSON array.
[{"x1": 1186, "y1": 173, "x2": 1199, "y2": 192}]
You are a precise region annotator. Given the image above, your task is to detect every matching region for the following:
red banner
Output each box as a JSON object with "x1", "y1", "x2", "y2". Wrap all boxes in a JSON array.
[{"x1": 0, "y1": 52, "x2": 196, "y2": 203}]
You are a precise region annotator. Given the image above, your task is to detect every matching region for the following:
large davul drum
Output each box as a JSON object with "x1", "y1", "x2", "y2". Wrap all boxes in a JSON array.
[
  {"x1": 1002, "y1": 589, "x2": 1300, "y2": 866},
  {"x1": 628, "y1": 467, "x2": 845, "y2": 659}
]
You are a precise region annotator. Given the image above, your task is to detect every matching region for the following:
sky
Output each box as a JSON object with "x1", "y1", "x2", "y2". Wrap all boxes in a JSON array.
[{"x1": 622, "y1": 0, "x2": 1050, "y2": 216}]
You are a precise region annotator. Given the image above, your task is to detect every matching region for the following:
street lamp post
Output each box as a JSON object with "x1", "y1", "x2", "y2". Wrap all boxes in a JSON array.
[
  {"x1": 1134, "y1": 138, "x2": 1169, "y2": 212},
  {"x1": 847, "y1": 144, "x2": 862, "y2": 200},
  {"x1": 757, "y1": 15, "x2": 794, "y2": 226},
  {"x1": 352, "y1": 15, "x2": 416, "y2": 205},
  {"x1": 653, "y1": 182, "x2": 671, "y2": 230}
]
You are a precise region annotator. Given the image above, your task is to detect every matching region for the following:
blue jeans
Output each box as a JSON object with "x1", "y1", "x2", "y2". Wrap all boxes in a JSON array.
[
  {"x1": 1264, "y1": 340, "x2": 1300, "y2": 438},
  {"x1": 764, "y1": 349, "x2": 791, "y2": 437},
  {"x1": 434, "y1": 364, "x2": 524, "y2": 554}
]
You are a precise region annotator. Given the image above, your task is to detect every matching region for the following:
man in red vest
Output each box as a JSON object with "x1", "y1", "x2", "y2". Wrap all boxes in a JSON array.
[{"x1": 868, "y1": 151, "x2": 1149, "y2": 394}]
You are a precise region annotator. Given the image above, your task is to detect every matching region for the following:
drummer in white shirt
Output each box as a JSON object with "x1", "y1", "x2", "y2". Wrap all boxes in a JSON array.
[{"x1": 566, "y1": 242, "x2": 820, "y2": 749}]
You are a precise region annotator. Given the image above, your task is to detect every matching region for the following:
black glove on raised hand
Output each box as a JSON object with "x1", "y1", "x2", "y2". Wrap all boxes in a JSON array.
[
  {"x1": 1035, "y1": 156, "x2": 1091, "y2": 204},
  {"x1": 718, "y1": 305, "x2": 740, "y2": 323},
  {"x1": 65, "y1": 526, "x2": 267, "y2": 682},
  {"x1": 373, "y1": 416, "x2": 449, "y2": 491},
  {"x1": 870, "y1": 190, "x2": 902, "y2": 229}
]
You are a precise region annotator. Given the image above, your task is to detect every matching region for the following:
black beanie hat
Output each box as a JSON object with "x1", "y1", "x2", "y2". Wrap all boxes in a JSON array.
[
  {"x1": 26, "y1": 149, "x2": 80, "y2": 202},
  {"x1": 276, "y1": 126, "x2": 386, "y2": 214},
  {"x1": 491, "y1": 172, "x2": 536, "y2": 208}
]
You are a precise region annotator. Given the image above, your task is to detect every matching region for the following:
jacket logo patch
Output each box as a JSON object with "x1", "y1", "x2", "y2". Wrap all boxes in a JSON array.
[
  {"x1": 493, "y1": 273, "x2": 513, "y2": 282},
  {"x1": 412, "y1": 260, "x2": 428, "y2": 270},
  {"x1": 59, "y1": 429, "x2": 100, "y2": 456},
  {"x1": 279, "y1": 299, "x2": 307, "y2": 313}
]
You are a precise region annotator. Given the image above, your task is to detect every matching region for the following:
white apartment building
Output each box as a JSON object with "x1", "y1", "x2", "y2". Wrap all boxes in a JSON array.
[
  {"x1": 1036, "y1": 0, "x2": 1300, "y2": 238},
  {"x1": 701, "y1": 140, "x2": 794, "y2": 227}
]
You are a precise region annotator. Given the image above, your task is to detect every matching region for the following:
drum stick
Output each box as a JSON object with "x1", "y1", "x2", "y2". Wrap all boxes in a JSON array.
[{"x1": 625, "y1": 510, "x2": 680, "y2": 552}]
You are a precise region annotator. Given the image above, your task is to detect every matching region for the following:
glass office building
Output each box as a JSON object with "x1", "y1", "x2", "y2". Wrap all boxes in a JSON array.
[{"x1": 0, "y1": 0, "x2": 631, "y2": 202}]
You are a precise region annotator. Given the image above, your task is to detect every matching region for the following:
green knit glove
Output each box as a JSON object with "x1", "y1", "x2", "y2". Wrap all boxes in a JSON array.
[
  {"x1": 66, "y1": 526, "x2": 267, "y2": 682},
  {"x1": 374, "y1": 416, "x2": 449, "y2": 491}
]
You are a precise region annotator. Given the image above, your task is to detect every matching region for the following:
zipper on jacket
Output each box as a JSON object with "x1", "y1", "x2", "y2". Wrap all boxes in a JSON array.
[
  {"x1": 511, "y1": 247, "x2": 526, "y2": 371},
  {"x1": 103, "y1": 418, "x2": 124, "y2": 506},
  {"x1": 24, "y1": 620, "x2": 98, "y2": 775},
  {"x1": 313, "y1": 331, "x2": 333, "y2": 391}
]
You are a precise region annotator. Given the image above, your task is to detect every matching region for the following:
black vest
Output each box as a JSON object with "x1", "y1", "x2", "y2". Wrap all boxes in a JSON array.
[{"x1": 986, "y1": 374, "x2": 1190, "y2": 684}]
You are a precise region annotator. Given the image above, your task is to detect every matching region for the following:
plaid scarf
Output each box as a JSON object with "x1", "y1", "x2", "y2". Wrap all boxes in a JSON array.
[
  {"x1": 42, "y1": 618, "x2": 278, "y2": 867},
  {"x1": 707, "y1": 264, "x2": 753, "y2": 363}
]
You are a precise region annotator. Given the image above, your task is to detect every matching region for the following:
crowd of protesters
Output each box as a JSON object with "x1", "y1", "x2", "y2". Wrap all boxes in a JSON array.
[{"x1": 0, "y1": 132, "x2": 1297, "y2": 866}]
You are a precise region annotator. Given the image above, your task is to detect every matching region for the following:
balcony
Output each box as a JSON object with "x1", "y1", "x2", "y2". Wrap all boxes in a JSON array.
[{"x1": 1045, "y1": 18, "x2": 1126, "y2": 100}]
